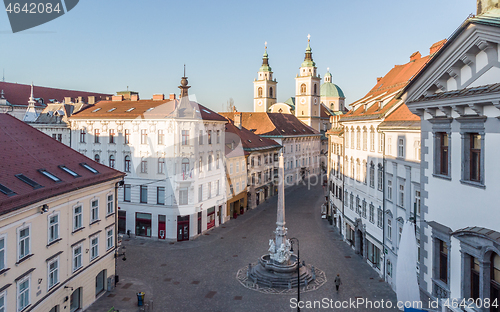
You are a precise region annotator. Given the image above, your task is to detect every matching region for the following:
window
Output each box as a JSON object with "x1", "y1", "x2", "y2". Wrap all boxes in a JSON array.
[
  {"x1": 258, "y1": 87, "x2": 263, "y2": 97},
  {"x1": 141, "y1": 129, "x2": 147, "y2": 144},
  {"x1": 345, "y1": 131, "x2": 349, "y2": 149},
  {"x1": 124, "y1": 129, "x2": 130, "y2": 144},
  {"x1": 140, "y1": 185, "x2": 147, "y2": 203},
  {"x1": 387, "y1": 180, "x2": 392, "y2": 201},
  {"x1": 362, "y1": 200, "x2": 367, "y2": 218},
  {"x1": 96, "y1": 270, "x2": 106, "y2": 296},
  {"x1": 106, "y1": 194, "x2": 113, "y2": 215},
  {"x1": 377, "y1": 164, "x2": 383, "y2": 191},
  {"x1": 0, "y1": 237, "x2": 5, "y2": 271},
  {"x1": 182, "y1": 130, "x2": 189, "y2": 145},
  {"x1": 369, "y1": 204, "x2": 374, "y2": 223},
  {"x1": 124, "y1": 184, "x2": 131, "y2": 202},
  {"x1": 158, "y1": 158, "x2": 164, "y2": 174},
  {"x1": 398, "y1": 226, "x2": 403, "y2": 243},
  {"x1": 106, "y1": 227, "x2": 114, "y2": 251},
  {"x1": 72, "y1": 244, "x2": 82, "y2": 272},
  {"x1": 300, "y1": 84, "x2": 306, "y2": 95},
  {"x1": 362, "y1": 160, "x2": 367, "y2": 184},
  {"x1": 229, "y1": 163, "x2": 233, "y2": 175},
  {"x1": 415, "y1": 140, "x2": 421, "y2": 160},
  {"x1": 468, "y1": 133, "x2": 481, "y2": 182},
  {"x1": 94, "y1": 129, "x2": 100, "y2": 143},
  {"x1": 0, "y1": 291, "x2": 5, "y2": 312},
  {"x1": 377, "y1": 208, "x2": 383, "y2": 228},
  {"x1": 387, "y1": 219, "x2": 392, "y2": 240},
  {"x1": 216, "y1": 130, "x2": 220, "y2": 144},
  {"x1": 18, "y1": 226, "x2": 30, "y2": 260},
  {"x1": 415, "y1": 190, "x2": 421, "y2": 215},
  {"x1": 313, "y1": 84, "x2": 317, "y2": 95},
  {"x1": 157, "y1": 187, "x2": 165, "y2": 205},
  {"x1": 355, "y1": 196, "x2": 360, "y2": 214},
  {"x1": 90, "y1": 235, "x2": 99, "y2": 261},
  {"x1": 91, "y1": 199, "x2": 99, "y2": 222},
  {"x1": 398, "y1": 138, "x2": 404, "y2": 157},
  {"x1": 344, "y1": 190, "x2": 348, "y2": 206},
  {"x1": 94, "y1": 154, "x2": 100, "y2": 163},
  {"x1": 208, "y1": 182, "x2": 212, "y2": 199},
  {"x1": 367, "y1": 241, "x2": 380, "y2": 269},
  {"x1": 208, "y1": 155, "x2": 212, "y2": 171},
  {"x1": 199, "y1": 130, "x2": 203, "y2": 145},
  {"x1": 158, "y1": 130, "x2": 164, "y2": 145},
  {"x1": 70, "y1": 288, "x2": 81, "y2": 312},
  {"x1": 179, "y1": 187, "x2": 188, "y2": 205},
  {"x1": 109, "y1": 155, "x2": 115, "y2": 168},
  {"x1": 356, "y1": 128, "x2": 360, "y2": 149},
  {"x1": 208, "y1": 130, "x2": 212, "y2": 144},
  {"x1": 216, "y1": 180, "x2": 220, "y2": 195},
  {"x1": 141, "y1": 158, "x2": 147, "y2": 173},
  {"x1": 387, "y1": 137, "x2": 392, "y2": 155},
  {"x1": 216, "y1": 153, "x2": 220, "y2": 169},
  {"x1": 379, "y1": 133, "x2": 384, "y2": 152},
  {"x1": 109, "y1": 129, "x2": 115, "y2": 144},
  {"x1": 356, "y1": 160, "x2": 360, "y2": 181},
  {"x1": 370, "y1": 129, "x2": 375, "y2": 151},
  {"x1": 199, "y1": 156, "x2": 203, "y2": 173},
  {"x1": 398, "y1": 184, "x2": 404, "y2": 207},
  {"x1": 349, "y1": 193, "x2": 354, "y2": 210},
  {"x1": 17, "y1": 276, "x2": 30, "y2": 311},
  {"x1": 436, "y1": 132, "x2": 449, "y2": 176},
  {"x1": 48, "y1": 214, "x2": 59, "y2": 243},
  {"x1": 236, "y1": 161, "x2": 239, "y2": 173},
  {"x1": 73, "y1": 206, "x2": 82, "y2": 230},
  {"x1": 198, "y1": 185, "x2": 203, "y2": 202},
  {"x1": 439, "y1": 240, "x2": 448, "y2": 284},
  {"x1": 369, "y1": 162, "x2": 375, "y2": 188},
  {"x1": 79, "y1": 130, "x2": 86, "y2": 143},
  {"x1": 362, "y1": 128, "x2": 367, "y2": 151},
  {"x1": 124, "y1": 155, "x2": 131, "y2": 172},
  {"x1": 48, "y1": 258, "x2": 59, "y2": 289}
]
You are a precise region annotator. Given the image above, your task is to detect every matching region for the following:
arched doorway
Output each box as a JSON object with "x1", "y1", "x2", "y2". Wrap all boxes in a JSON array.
[{"x1": 492, "y1": 253, "x2": 500, "y2": 312}]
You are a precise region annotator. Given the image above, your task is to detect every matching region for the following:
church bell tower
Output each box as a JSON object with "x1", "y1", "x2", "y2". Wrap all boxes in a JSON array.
[{"x1": 253, "y1": 42, "x2": 277, "y2": 112}]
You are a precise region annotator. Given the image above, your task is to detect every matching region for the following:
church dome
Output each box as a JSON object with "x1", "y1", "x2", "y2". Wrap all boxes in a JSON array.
[{"x1": 321, "y1": 82, "x2": 345, "y2": 98}]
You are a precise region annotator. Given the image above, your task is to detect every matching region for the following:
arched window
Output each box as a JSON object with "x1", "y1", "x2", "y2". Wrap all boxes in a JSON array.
[
  {"x1": 351, "y1": 158, "x2": 355, "y2": 179},
  {"x1": 300, "y1": 84, "x2": 306, "y2": 95},
  {"x1": 362, "y1": 160, "x2": 367, "y2": 184},
  {"x1": 377, "y1": 163, "x2": 383, "y2": 191},
  {"x1": 314, "y1": 84, "x2": 317, "y2": 95},
  {"x1": 124, "y1": 155, "x2": 131, "y2": 172},
  {"x1": 370, "y1": 127, "x2": 375, "y2": 151},
  {"x1": 350, "y1": 127, "x2": 355, "y2": 148},
  {"x1": 208, "y1": 154, "x2": 213, "y2": 171},
  {"x1": 269, "y1": 87, "x2": 273, "y2": 98},
  {"x1": 492, "y1": 253, "x2": 500, "y2": 307},
  {"x1": 363, "y1": 127, "x2": 367, "y2": 151},
  {"x1": 182, "y1": 158, "x2": 190, "y2": 178},
  {"x1": 356, "y1": 128, "x2": 361, "y2": 149},
  {"x1": 109, "y1": 155, "x2": 115, "y2": 168},
  {"x1": 94, "y1": 154, "x2": 100, "y2": 163},
  {"x1": 356, "y1": 159, "x2": 361, "y2": 181},
  {"x1": 369, "y1": 162, "x2": 375, "y2": 188},
  {"x1": 258, "y1": 87, "x2": 263, "y2": 97}
]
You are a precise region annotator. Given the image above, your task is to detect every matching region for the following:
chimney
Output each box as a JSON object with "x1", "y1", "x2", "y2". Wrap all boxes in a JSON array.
[
  {"x1": 64, "y1": 97, "x2": 72, "y2": 104},
  {"x1": 429, "y1": 39, "x2": 447, "y2": 55},
  {"x1": 153, "y1": 94, "x2": 165, "y2": 101},
  {"x1": 77, "y1": 96, "x2": 83, "y2": 103},
  {"x1": 131, "y1": 94, "x2": 139, "y2": 101},
  {"x1": 376, "y1": 77, "x2": 383, "y2": 83},
  {"x1": 169, "y1": 93, "x2": 176, "y2": 100},
  {"x1": 477, "y1": 0, "x2": 500, "y2": 15},
  {"x1": 410, "y1": 51, "x2": 421, "y2": 62},
  {"x1": 234, "y1": 112, "x2": 242, "y2": 129},
  {"x1": 112, "y1": 95, "x2": 123, "y2": 101},
  {"x1": 88, "y1": 96, "x2": 95, "y2": 105}
]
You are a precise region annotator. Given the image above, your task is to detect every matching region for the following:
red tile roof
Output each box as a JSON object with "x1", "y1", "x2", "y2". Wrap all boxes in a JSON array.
[
  {"x1": 220, "y1": 112, "x2": 320, "y2": 137},
  {"x1": 0, "y1": 81, "x2": 111, "y2": 108},
  {"x1": 378, "y1": 104, "x2": 421, "y2": 129},
  {"x1": 224, "y1": 118, "x2": 281, "y2": 155},
  {"x1": 71, "y1": 98, "x2": 227, "y2": 121},
  {"x1": 0, "y1": 114, "x2": 124, "y2": 215},
  {"x1": 341, "y1": 54, "x2": 432, "y2": 121}
]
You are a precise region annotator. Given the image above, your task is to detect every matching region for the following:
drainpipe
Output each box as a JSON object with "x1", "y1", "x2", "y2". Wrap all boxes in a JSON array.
[
  {"x1": 341, "y1": 126, "x2": 345, "y2": 239},
  {"x1": 114, "y1": 179, "x2": 124, "y2": 285},
  {"x1": 378, "y1": 129, "x2": 387, "y2": 280}
]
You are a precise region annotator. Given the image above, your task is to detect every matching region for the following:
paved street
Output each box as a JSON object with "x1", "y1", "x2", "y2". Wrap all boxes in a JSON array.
[{"x1": 88, "y1": 183, "x2": 399, "y2": 312}]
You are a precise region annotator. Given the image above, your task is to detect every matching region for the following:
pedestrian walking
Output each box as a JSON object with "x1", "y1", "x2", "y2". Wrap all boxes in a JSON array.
[{"x1": 334, "y1": 274, "x2": 342, "y2": 292}]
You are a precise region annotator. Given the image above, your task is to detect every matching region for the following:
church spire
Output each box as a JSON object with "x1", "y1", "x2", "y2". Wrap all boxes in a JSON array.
[
  {"x1": 301, "y1": 34, "x2": 316, "y2": 67},
  {"x1": 178, "y1": 65, "x2": 191, "y2": 99},
  {"x1": 259, "y1": 42, "x2": 272, "y2": 72}
]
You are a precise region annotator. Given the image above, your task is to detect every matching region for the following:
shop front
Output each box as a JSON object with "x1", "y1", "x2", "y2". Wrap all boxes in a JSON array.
[
  {"x1": 135, "y1": 212, "x2": 152, "y2": 237},
  {"x1": 177, "y1": 215, "x2": 190, "y2": 241},
  {"x1": 207, "y1": 207, "x2": 215, "y2": 230}
]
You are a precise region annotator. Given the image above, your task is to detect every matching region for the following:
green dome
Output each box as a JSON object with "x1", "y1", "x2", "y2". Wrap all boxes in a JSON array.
[{"x1": 321, "y1": 82, "x2": 345, "y2": 98}]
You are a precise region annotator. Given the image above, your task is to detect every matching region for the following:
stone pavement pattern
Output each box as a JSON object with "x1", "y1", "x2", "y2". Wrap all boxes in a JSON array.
[{"x1": 87, "y1": 183, "x2": 399, "y2": 312}]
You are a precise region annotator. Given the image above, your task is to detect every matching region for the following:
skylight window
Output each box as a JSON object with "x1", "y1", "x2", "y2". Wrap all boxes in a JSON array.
[
  {"x1": 108, "y1": 108, "x2": 117, "y2": 112},
  {"x1": 38, "y1": 169, "x2": 62, "y2": 182},
  {"x1": 0, "y1": 183, "x2": 16, "y2": 196},
  {"x1": 202, "y1": 109, "x2": 211, "y2": 114},
  {"x1": 58, "y1": 165, "x2": 80, "y2": 177},
  {"x1": 79, "y1": 163, "x2": 99, "y2": 174},
  {"x1": 145, "y1": 107, "x2": 155, "y2": 112},
  {"x1": 15, "y1": 174, "x2": 43, "y2": 189},
  {"x1": 92, "y1": 108, "x2": 102, "y2": 113},
  {"x1": 248, "y1": 140, "x2": 252, "y2": 143},
  {"x1": 126, "y1": 107, "x2": 135, "y2": 112}
]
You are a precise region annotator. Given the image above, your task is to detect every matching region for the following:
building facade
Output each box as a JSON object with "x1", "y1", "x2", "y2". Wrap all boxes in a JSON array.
[
  {"x1": 0, "y1": 114, "x2": 124, "y2": 312},
  {"x1": 69, "y1": 77, "x2": 227, "y2": 241},
  {"x1": 403, "y1": 6, "x2": 500, "y2": 310}
]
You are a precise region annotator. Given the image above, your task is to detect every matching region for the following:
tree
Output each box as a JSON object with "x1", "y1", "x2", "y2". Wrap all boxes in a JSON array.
[{"x1": 225, "y1": 98, "x2": 236, "y2": 112}]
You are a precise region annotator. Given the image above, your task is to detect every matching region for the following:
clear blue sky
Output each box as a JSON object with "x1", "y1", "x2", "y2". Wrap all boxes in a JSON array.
[{"x1": 0, "y1": 0, "x2": 476, "y2": 112}]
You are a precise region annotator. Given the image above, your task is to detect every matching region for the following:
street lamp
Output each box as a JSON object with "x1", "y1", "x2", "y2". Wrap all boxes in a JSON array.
[{"x1": 290, "y1": 237, "x2": 300, "y2": 312}]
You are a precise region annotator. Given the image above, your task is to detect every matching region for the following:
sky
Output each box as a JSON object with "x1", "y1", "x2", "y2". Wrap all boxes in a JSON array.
[{"x1": 0, "y1": 0, "x2": 476, "y2": 113}]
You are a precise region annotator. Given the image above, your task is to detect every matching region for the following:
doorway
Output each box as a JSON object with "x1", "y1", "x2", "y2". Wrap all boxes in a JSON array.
[
  {"x1": 158, "y1": 215, "x2": 166, "y2": 239},
  {"x1": 177, "y1": 215, "x2": 189, "y2": 241}
]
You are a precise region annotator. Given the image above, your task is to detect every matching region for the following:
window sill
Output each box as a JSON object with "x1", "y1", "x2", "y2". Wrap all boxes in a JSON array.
[
  {"x1": 105, "y1": 213, "x2": 115, "y2": 219},
  {"x1": 89, "y1": 219, "x2": 101, "y2": 226},
  {"x1": 48, "y1": 281, "x2": 60, "y2": 291},
  {"x1": 460, "y1": 179, "x2": 485, "y2": 189},
  {"x1": 47, "y1": 238, "x2": 62, "y2": 247},
  {"x1": 72, "y1": 227, "x2": 85, "y2": 234},
  {"x1": 19, "y1": 304, "x2": 31, "y2": 312},
  {"x1": 72, "y1": 266, "x2": 83, "y2": 274},
  {"x1": 432, "y1": 173, "x2": 451, "y2": 181},
  {"x1": 0, "y1": 267, "x2": 11, "y2": 275},
  {"x1": 16, "y1": 254, "x2": 34, "y2": 265}
]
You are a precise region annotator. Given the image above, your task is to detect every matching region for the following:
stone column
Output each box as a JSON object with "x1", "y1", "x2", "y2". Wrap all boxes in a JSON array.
[{"x1": 275, "y1": 151, "x2": 287, "y2": 251}]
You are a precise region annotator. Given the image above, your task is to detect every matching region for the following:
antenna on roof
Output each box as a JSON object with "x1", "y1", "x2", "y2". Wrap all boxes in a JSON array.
[
  {"x1": 183, "y1": 64, "x2": 186, "y2": 77},
  {"x1": 2, "y1": 69, "x2": 4, "y2": 82}
]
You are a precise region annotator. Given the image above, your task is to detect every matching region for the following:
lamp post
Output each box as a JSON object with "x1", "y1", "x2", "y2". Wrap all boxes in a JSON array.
[{"x1": 290, "y1": 237, "x2": 300, "y2": 312}]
